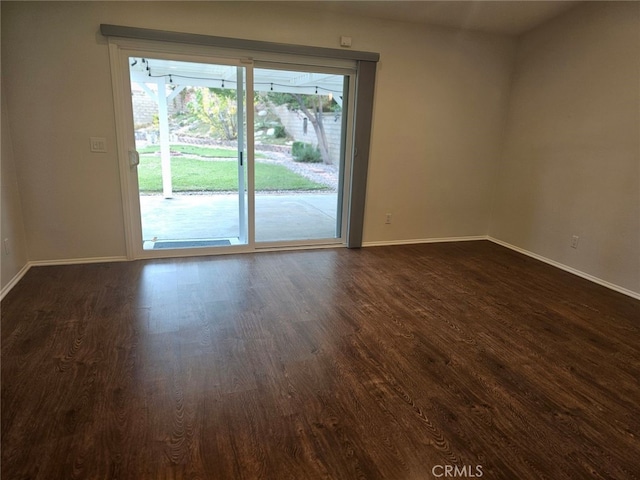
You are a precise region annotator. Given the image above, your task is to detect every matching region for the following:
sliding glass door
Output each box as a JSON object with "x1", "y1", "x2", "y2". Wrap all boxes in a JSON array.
[
  {"x1": 253, "y1": 66, "x2": 351, "y2": 245},
  {"x1": 109, "y1": 40, "x2": 357, "y2": 258},
  {"x1": 128, "y1": 56, "x2": 248, "y2": 250}
]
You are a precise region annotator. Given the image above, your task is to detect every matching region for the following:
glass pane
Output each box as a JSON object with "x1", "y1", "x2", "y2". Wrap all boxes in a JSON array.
[
  {"x1": 129, "y1": 57, "x2": 247, "y2": 250},
  {"x1": 253, "y1": 67, "x2": 346, "y2": 243}
]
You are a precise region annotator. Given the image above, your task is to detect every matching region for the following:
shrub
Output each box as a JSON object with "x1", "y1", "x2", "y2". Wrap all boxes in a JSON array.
[
  {"x1": 292, "y1": 141, "x2": 321, "y2": 163},
  {"x1": 273, "y1": 125, "x2": 287, "y2": 138},
  {"x1": 291, "y1": 141, "x2": 304, "y2": 158}
]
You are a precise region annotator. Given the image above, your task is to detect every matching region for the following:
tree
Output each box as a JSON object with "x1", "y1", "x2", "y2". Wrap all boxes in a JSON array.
[
  {"x1": 266, "y1": 92, "x2": 338, "y2": 164},
  {"x1": 186, "y1": 87, "x2": 238, "y2": 140}
]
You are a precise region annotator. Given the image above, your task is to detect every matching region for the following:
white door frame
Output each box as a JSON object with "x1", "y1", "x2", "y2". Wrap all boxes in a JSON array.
[{"x1": 108, "y1": 38, "x2": 355, "y2": 259}]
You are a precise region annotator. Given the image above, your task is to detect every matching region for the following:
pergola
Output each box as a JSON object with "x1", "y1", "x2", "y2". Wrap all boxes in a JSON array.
[{"x1": 129, "y1": 57, "x2": 345, "y2": 198}]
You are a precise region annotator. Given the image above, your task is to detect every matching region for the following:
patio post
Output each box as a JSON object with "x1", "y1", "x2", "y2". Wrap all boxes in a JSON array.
[{"x1": 156, "y1": 76, "x2": 173, "y2": 198}]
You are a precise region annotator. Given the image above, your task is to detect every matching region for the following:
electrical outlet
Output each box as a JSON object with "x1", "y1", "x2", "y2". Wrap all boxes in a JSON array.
[
  {"x1": 3, "y1": 238, "x2": 9, "y2": 255},
  {"x1": 385, "y1": 213, "x2": 392, "y2": 224},
  {"x1": 340, "y1": 36, "x2": 352, "y2": 48},
  {"x1": 90, "y1": 137, "x2": 107, "y2": 153},
  {"x1": 571, "y1": 235, "x2": 579, "y2": 249}
]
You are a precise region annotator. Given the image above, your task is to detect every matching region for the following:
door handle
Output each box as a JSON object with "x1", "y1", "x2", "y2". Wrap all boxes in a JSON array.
[
  {"x1": 239, "y1": 151, "x2": 243, "y2": 167},
  {"x1": 129, "y1": 149, "x2": 140, "y2": 167}
]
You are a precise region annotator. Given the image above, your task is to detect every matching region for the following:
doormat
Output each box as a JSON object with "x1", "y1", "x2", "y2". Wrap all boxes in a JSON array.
[{"x1": 153, "y1": 239, "x2": 232, "y2": 249}]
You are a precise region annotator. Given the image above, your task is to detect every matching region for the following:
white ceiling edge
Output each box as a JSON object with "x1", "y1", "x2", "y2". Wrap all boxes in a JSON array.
[
  {"x1": 13, "y1": 1, "x2": 584, "y2": 36},
  {"x1": 266, "y1": 1, "x2": 583, "y2": 36}
]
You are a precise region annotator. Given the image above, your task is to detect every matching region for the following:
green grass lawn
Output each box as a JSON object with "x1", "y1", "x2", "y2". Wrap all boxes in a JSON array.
[{"x1": 137, "y1": 156, "x2": 327, "y2": 193}]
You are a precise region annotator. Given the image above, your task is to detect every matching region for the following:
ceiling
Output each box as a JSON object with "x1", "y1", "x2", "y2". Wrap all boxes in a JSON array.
[{"x1": 281, "y1": 1, "x2": 582, "y2": 36}]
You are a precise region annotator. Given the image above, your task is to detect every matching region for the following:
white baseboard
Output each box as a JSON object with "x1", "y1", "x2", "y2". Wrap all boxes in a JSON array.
[
  {"x1": 1, "y1": 262, "x2": 32, "y2": 301},
  {"x1": 28, "y1": 256, "x2": 129, "y2": 267},
  {"x1": 488, "y1": 237, "x2": 640, "y2": 301},
  {"x1": 362, "y1": 235, "x2": 487, "y2": 247}
]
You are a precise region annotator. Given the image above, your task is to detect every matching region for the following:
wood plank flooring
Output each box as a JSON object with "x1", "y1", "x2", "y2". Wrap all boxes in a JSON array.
[{"x1": 2, "y1": 241, "x2": 639, "y2": 479}]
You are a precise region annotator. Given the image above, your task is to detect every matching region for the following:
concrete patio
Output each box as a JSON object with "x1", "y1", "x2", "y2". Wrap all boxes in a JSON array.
[{"x1": 139, "y1": 192, "x2": 341, "y2": 247}]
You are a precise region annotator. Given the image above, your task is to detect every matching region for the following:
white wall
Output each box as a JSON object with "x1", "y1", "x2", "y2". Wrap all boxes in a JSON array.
[
  {"x1": 364, "y1": 25, "x2": 515, "y2": 242},
  {"x1": 1, "y1": 80, "x2": 29, "y2": 292},
  {"x1": 490, "y1": 2, "x2": 640, "y2": 294},
  {"x1": 1, "y1": 1, "x2": 515, "y2": 262},
  {"x1": 2, "y1": 2, "x2": 127, "y2": 262}
]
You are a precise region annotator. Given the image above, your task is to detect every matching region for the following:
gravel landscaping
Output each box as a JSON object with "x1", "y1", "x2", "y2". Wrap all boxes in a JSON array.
[{"x1": 256, "y1": 150, "x2": 339, "y2": 192}]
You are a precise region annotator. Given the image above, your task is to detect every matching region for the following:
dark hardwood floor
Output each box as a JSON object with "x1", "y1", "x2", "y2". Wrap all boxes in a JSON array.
[{"x1": 2, "y1": 241, "x2": 639, "y2": 479}]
